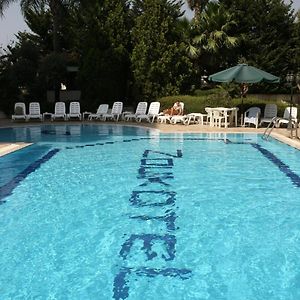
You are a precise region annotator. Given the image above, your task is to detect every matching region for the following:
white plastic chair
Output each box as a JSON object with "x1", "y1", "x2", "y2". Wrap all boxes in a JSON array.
[
  {"x1": 125, "y1": 102, "x2": 148, "y2": 121},
  {"x1": 26, "y1": 102, "x2": 43, "y2": 121},
  {"x1": 136, "y1": 102, "x2": 161, "y2": 123},
  {"x1": 51, "y1": 102, "x2": 67, "y2": 121},
  {"x1": 101, "y1": 101, "x2": 123, "y2": 121},
  {"x1": 260, "y1": 104, "x2": 277, "y2": 126},
  {"x1": 88, "y1": 104, "x2": 109, "y2": 120},
  {"x1": 276, "y1": 107, "x2": 298, "y2": 128},
  {"x1": 204, "y1": 107, "x2": 214, "y2": 126},
  {"x1": 12, "y1": 102, "x2": 26, "y2": 121},
  {"x1": 67, "y1": 102, "x2": 81, "y2": 120},
  {"x1": 244, "y1": 107, "x2": 261, "y2": 128},
  {"x1": 212, "y1": 110, "x2": 225, "y2": 128}
]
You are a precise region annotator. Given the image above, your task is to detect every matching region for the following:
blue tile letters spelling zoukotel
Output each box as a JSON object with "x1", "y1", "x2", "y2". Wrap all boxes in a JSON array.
[
  {"x1": 130, "y1": 210, "x2": 176, "y2": 231},
  {"x1": 130, "y1": 190, "x2": 176, "y2": 207},
  {"x1": 120, "y1": 234, "x2": 176, "y2": 261},
  {"x1": 113, "y1": 267, "x2": 192, "y2": 299},
  {"x1": 113, "y1": 149, "x2": 192, "y2": 300}
]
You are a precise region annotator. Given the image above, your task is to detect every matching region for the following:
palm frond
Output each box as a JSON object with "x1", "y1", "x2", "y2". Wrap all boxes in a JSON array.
[
  {"x1": 226, "y1": 36, "x2": 238, "y2": 47},
  {"x1": 0, "y1": 0, "x2": 18, "y2": 16},
  {"x1": 193, "y1": 34, "x2": 206, "y2": 44},
  {"x1": 186, "y1": 43, "x2": 199, "y2": 58},
  {"x1": 213, "y1": 30, "x2": 224, "y2": 41}
]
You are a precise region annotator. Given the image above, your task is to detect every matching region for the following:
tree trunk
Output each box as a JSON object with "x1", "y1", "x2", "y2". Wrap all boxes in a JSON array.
[
  {"x1": 194, "y1": 2, "x2": 201, "y2": 20},
  {"x1": 49, "y1": 0, "x2": 60, "y2": 53},
  {"x1": 49, "y1": 0, "x2": 60, "y2": 101}
]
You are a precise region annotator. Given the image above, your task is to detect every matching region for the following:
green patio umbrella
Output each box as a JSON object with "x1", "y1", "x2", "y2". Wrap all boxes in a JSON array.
[
  {"x1": 208, "y1": 63, "x2": 280, "y2": 84},
  {"x1": 208, "y1": 64, "x2": 280, "y2": 124}
]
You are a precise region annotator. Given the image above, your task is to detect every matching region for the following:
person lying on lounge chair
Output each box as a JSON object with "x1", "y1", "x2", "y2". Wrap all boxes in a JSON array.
[{"x1": 163, "y1": 101, "x2": 183, "y2": 116}]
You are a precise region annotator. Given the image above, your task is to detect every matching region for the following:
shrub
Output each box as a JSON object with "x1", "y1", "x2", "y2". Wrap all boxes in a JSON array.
[{"x1": 159, "y1": 94, "x2": 293, "y2": 116}]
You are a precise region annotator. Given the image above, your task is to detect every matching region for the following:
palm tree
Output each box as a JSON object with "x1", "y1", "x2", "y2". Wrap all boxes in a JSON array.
[
  {"x1": 186, "y1": 1, "x2": 238, "y2": 81},
  {"x1": 0, "y1": 0, "x2": 72, "y2": 53},
  {"x1": 188, "y1": 2, "x2": 238, "y2": 58},
  {"x1": 0, "y1": 0, "x2": 76, "y2": 100},
  {"x1": 186, "y1": 0, "x2": 209, "y2": 20}
]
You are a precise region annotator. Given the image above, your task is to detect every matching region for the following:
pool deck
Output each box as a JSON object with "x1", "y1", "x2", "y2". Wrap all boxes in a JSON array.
[
  {"x1": 0, "y1": 142, "x2": 32, "y2": 157},
  {"x1": 0, "y1": 119, "x2": 300, "y2": 156}
]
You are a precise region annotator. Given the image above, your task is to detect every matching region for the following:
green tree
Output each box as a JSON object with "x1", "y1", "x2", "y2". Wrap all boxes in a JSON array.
[
  {"x1": 293, "y1": 10, "x2": 300, "y2": 74},
  {"x1": 188, "y1": 1, "x2": 238, "y2": 73},
  {"x1": 186, "y1": 0, "x2": 209, "y2": 20},
  {"x1": 0, "y1": 32, "x2": 43, "y2": 114},
  {"x1": 131, "y1": 0, "x2": 193, "y2": 101},
  {"x1": 0, "y1": 0, "x2": 79, "y2": 100},
  {"x1": 0, "y1": 0, "x2": 75, "y2": 52},
  {"x1": 220, "y1": 0, "x2": 295, "y2": 88},
  {"x1": 74, "y1": 0, "x2": 131, "y2": 108}
]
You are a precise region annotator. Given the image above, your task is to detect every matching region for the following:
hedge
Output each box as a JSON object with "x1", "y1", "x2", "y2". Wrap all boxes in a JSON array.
[{"x1": 158, "y1": 94, "x2": 294, "y2": 117}]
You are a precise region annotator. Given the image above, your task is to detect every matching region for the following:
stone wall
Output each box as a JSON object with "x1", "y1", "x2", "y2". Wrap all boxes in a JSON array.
[{"x1": 47, "y1": 90, "x2": 81, "y2": 103}]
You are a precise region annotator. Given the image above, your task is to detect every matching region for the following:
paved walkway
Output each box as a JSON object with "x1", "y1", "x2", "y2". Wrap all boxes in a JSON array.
[{"x1": 0, "y1": 119, "x2": 299, "y2": 156}]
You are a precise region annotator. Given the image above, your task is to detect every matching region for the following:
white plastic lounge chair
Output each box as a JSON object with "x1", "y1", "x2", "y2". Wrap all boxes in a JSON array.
[
  {"x1": 259, "y1": 103, "x2": 277, "y2": 126},
  {"x1": 101, "y1": 101, "x2": 123, "y2": 121},
  {"x1": 158, "y1": 102, "x2": 185, "y2": 124},
  {"x1": 51, "y1": 102, "x2": 67, "y2": 121},
  {"x1": 276, "y1": 107, "x2": 298, "y2": 128},
  {"x1": 244, "y1": 107, "x2": 261, "y2": 128},
  {"x1": 88, "y1": 104, "x2": 109, "y2": 120},
  {"x1": 67, "y1": 102, "x2": 82, "y2": 120},
  {"x1": 12, "y1": 102, "x2": 26, "y2": 121},
  {"x1": 165, "y1": 102, "x2": 186, "y2": 124},
  {"x1": 170, "y1": 102, "x2": 188, "y2": 125},
  {"x1": 26, "y1": 102, "x2": 43, "y2": 121},
  {"x1": 125, "y1": 102, "x2": 148, "y2": 121},
  {"x1": 136, "y1": 102, "x2": 161, "y2": 123}
]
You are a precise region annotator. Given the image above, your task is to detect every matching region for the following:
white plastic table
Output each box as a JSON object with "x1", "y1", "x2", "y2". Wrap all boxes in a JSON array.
[
  {"x1": 183, "y1": 113, "x2": 206, "y2": 125},
  {"x1": 43, "y1": 112, "x2": 52, "y2": 121},
  {"x1": 82, "y1": 111, "x2": 92, "y2": 121},
  {"x1": 210, "y1": 107, "x2": 239, "y2": 128}
]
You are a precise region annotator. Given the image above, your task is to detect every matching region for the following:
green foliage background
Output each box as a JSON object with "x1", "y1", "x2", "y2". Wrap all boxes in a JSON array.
[{"x1": 0, "y1": 0, "x2": 299, "y2": 115}]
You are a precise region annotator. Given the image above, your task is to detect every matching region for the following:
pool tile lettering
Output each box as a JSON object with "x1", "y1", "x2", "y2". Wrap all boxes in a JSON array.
[
  {"x1": 130, "y1": 210, "x2": 176, "y2": 231},
  {"x1": 113, "y1": 149, "x2": 192, "y2": 300},
  {"x1": 130, "y1": 190, "x2": 175, "y2": 207},
  {"x1": 114, "y1": 267, "x2": 191, "y2": 299},
  {"x1": 120, "y1": 234, "x2": 176, "y2": 261}
]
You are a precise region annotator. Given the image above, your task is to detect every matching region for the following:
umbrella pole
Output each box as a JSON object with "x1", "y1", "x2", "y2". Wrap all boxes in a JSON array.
[
  {"x1": 240, "y1": 96, "x2": 244, "y2": 126},
  {"x1": 288, "y1": 84, "x2": 293, "y2": 137},
  {"x1": 240, "y1": 84, "x2": 247, "y2": 126}
]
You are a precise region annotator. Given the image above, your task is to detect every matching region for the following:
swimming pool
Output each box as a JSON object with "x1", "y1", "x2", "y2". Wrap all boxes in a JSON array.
[{"x1": 0, "y1": 125, "x2": 300, "y2": 299}]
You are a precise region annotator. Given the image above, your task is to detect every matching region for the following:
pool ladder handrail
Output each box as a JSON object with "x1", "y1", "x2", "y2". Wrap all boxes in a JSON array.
[
  {"x1": 262, "y1": 117, "x2": 300, "y2": 141},
  {"x1": 290, "y1": 121, "x2": 300, "y2": 139},
  {"x1": 262, "y1": 117, "x2": 278, "y2": 141}
]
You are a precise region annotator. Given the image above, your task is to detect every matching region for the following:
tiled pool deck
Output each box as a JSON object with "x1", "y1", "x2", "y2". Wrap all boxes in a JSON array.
[{"x1": 0, "y1": 119, "x2": 299, "y2": 156}]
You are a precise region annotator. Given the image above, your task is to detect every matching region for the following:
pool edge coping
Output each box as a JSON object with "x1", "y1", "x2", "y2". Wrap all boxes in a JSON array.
[
  {"x1": 0, "y1": 121, "x2": 299, "y2": 154},
  {"x1": 0, "y1": 143, "x2": 33, "y2": 157}
]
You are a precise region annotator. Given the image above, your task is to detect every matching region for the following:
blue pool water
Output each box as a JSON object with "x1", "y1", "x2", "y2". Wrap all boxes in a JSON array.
[{"x1": 0, "y1": 124, "x2": 300, "y2": 299}]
